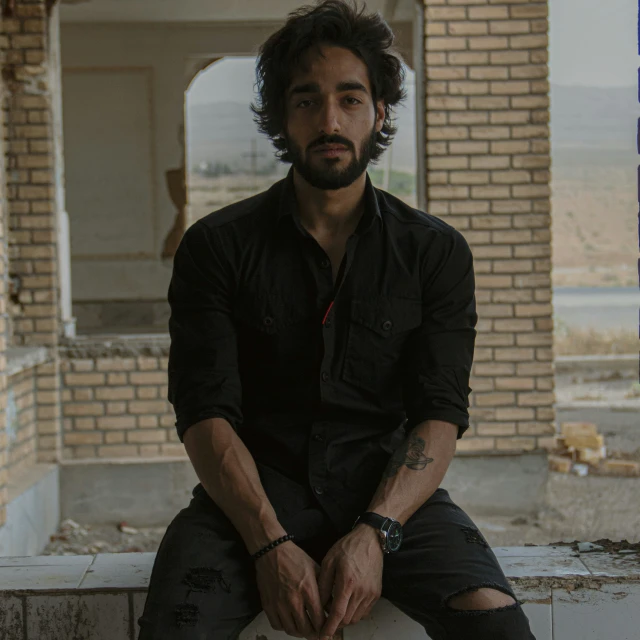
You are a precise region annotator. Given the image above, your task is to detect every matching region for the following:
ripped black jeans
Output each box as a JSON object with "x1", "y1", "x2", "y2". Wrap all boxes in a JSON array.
[{"x1": 137, "y1": 478, "x2": 535, "y2": 640}]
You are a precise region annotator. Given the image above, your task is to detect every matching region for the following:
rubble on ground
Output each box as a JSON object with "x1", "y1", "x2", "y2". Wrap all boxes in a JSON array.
[
  {"x1": 548, "y1": 422, "x2": 640, "y2": 478},
  {"x1": 42, "y1": 518, "x2": 167, "y2": 555}
]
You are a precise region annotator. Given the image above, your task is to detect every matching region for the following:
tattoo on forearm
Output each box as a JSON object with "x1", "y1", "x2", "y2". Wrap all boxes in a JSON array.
[{"x1": 384, "y1": 433, "x2": 434, "y2": 478}]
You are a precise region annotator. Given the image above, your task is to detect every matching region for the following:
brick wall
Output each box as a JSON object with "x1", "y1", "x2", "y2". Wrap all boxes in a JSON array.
[
  {"x1": 0, "y1": 17, "x2": 7, "y2": 525},
  {"x1": 6, "y1": 367, "x2": 38, "y2": 476},
  {"x1": 1, "y1": 1, "x2": 62, "y2": 465},
  {"x1": 423, "y1": 0, "x2": 555, "y2": 453},
  {"x1": 59, "y1": 340, "x2": 184, "y2": 460}
]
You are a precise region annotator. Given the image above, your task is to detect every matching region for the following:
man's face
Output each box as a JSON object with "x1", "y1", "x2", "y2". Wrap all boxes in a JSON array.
[{"x1": 283, "y1": 45, "x2": 385, "y2": 190}]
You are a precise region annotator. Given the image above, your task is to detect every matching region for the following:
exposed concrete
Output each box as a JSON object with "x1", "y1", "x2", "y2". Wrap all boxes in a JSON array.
[
  {"x1": 59, "y1": 458, "x2": 197, "y2": 526},
  {"x1": 6, "y1": 347, "x2": 50, "y2": 377},
  {"x1": 443, "y1": 452, "x2": 549, "y2": 517},
  {"x1": 0, "y1": 464, "x2": 60, "y2": 557}
]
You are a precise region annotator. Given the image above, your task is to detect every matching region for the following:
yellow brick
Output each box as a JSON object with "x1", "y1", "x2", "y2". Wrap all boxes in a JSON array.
[
  {"x1": 427, "y1": 125, "x2": 469, "y2": 140},
  {"x1": 530, "y1": 19, "x2": 549, "y2": 34},
  {"x1": 72, "y1": 388, "x2": 94, "y2": 402},
  {"x1": 536, "y1": 407, "x2": 555, "y2": 421},
  {"x1": 161, "y1": 444, "x2": 187, "y2": 457},
  {"x1": 490, "y1": 81, "x2": 530, "y2": 95},
  {"x1": 471, "y1": 126, "x2": 510, "y2": 140},
  {"x1": 491, "y1": 229, "x2": 531, "y2": 244},
  {"x1": 98, "y1": 445, "x2": 138, "y2": 458},
  {"x1": 474, "y1": 362, "x2": 516, "y2": 376},
  {"x1": 426, "y1": 6, "x2": 467, "y2": 20},
  {"x1": 511, "y1": 125, "x2": 549, "y2": 139},
  {"x1": 470, "y1": 155, "x2": 510, "y2": 169},
  {"x1": 139, "y1": 416, "x2": 160, "y2": 428},
  {"x1": 449, "y1": 21, "x2": 489, "y2": 36},
  {"x1": 130, "y1": 372, "x2": 166, "y2": 385},
  {"x1": 11, "y1": 34, "x2": 45, "y2": 49},
  {"x1": 469, "y1": 66, "x2": 509, "y2": 80},
  {"x1": 64, "y1": 432, "x2": 103, "y2": 445},
  {"x1": 129, "y1": 400, "x2": 170, "y2": 415},
  {"x1": 449, "y1": 141, "x2": 489, "y2": 155},
  {"x1": 473, "y1": 244, "x2": 512, "y2": 258},
  {"x1": 137, "y1": 357, "x2": 159, "y2": 371},
  {"x1": 106, "y1": 402, "x2": 127, "y2": 415},
  {"x1": 140, "y1": 445, "x2": 162, "y2": 457},
  {"x1": 97, "y1": 358, "x2": 136, "y2": 372},
  {"x1": 510, "y1": 5, "x2": 548, "y2": 19},
  {"x1": 468, "y1": 36, "x2": 509, "y2": 51},
  {"x1": 65, "y1": 373, "x2": 105, "y2": 386},
  {"x1": 429, "y1": 156, "x2": 470, "y2": 170},
  {"x1": 518, "y1": 392, "x2": 555, "y2": 407},
  {"x1": 456, "y1": 437, "x2": 496, "y2": 453},
  {"x1": 491, "y1": 140, "x2": 531, "y2": 154},
  {"x1": 105, "y1": 431, "x2": 126, "y2": 444},
  {"x1": 428, "y1": 185, "x2": 469, "y2": 199},
  {"x1": 160, "y1": 414, "x2": 176, "y2": 428},
  {"x1": 426, "y1": 37, "x2": 468, "y2": 51},
  {"x1": 530, "y1": 50, "x2": 548, "y2": 64},
  {"x1": 427, "y1": 112, "x2": 448, "y2": 126},
  {"x1": 427, "y1": 141, "x2": 447, "y2": 155},
  {"x1": 489, "y1": 20, "x2": 531, "y2": 35},
  {"x1": 16, "y1": 4, "x2": 46, "y2": 17},
  {"x1": 471, "y1": 185, "x2": 510, "y2": 199},
  {"x1": 450, "y1": 201, "x2": 490, "y2": 214},
  {"x1": 74, "y1": 417, "x2": 96, "y2": 431},
  {"x1": 97, "y1": 415, "x2": 136, "y2": 430},
  {"x1": 493, "y1": 319, "x2": 534, "y2": 333},
  {"x1": 475, "y1": 392, "x2": 516, "y2": 407},
  {"x1": 95, "y1": 387, "x2": 135, "y2": 401},
  {"x1": 425, "y1": 52, "x2": 447, "y2": 66},
  {"x1": 475, "y1": 274, "x2": 512, "y2": 288},
  {"x1": 450, "y1": 171, "x2": 490, "y2": 185},
  {"x1": 510, "y1": 65, "x2": 548, "y2": 80},
  {"x1": 63, "y1": 403, "x2": 105, "y2": 417},
  {"x1": 448, "y1": 51, "x2": 489, "y2": 65},
  {"x1": 512, "y1": 184, "x2": 550, "y2": 198},
  {"x1": 137, "y1": 387, "x2": 159, "y2": 400},
  {"x1": 427, "y1": 96, "x2": 468, "y2": 110},
  {"x1": 469, "y1": 6, "x2": 509, "y2": 20},
  {"x1": 126, "y1": 430, "x2": 167, "y2": 444},
  {"x1": 449, "y1": 111, "x2": 489, "y2": 125},
  {"x1": 429, "y1": 66, "x2": 467, "y2": 80},
  {"x1": 449, "y1": 81, "x2": 490, "y2": 95},
  {"x1": 477, "y1": 422, "x2": 517, "y2": 436},
  {"x1": 510, "y1": 34, "x2": 548, "y2": 49},
  {"x1": 601, "y1": 460, "x2": 640, "y2": 478},
  {"x1": 512, "y1": 154, "x2": 550, "y2": 169},
  {"x1": 490, "y1": 111, "x2": 530, "y2": 124},
  {"x1": 471, "y1": 216, "x2": 511, "y2": 230},
  {"x1": 107, "y1": 373, "x2": 128, "y2": 385},
  {"x1": 426, "y1": 22, "x2": 447, "y2": 36},
  {"x1": 494, "y1": 347, "x2": 535, "y2": 361}
]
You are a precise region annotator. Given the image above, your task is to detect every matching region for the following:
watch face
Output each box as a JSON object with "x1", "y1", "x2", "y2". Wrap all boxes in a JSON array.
[{"x1": 387, "y1": 521, "x2": 403, "y2": 552}]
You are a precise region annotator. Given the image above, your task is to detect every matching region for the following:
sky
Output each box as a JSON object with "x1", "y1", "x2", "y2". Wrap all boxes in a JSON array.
[{"x1": 187, "y1": 0, "x2": 639, "y2": 107}]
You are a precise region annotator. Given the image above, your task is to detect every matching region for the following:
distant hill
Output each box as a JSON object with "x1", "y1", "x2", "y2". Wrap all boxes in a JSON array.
[{"x1": 185, "y1": 84, "x2": 640, "y2": 173}]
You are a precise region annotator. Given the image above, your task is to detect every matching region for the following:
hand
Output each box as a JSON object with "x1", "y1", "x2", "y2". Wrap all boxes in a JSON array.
[
  {"x1": 317, "y1": 524, "x2": 384, "y2": 639},
  {"x1": 255, "y1": 540, "x2": 325, "y2": 639}
]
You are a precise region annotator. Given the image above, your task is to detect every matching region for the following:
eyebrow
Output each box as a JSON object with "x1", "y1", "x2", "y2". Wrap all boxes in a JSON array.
[{"x1": 289, "y1": 80, "x2": 369, "y2": 96}]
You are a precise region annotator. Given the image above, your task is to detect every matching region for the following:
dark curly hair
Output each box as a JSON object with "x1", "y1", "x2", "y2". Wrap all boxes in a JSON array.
[{"x1": 251, "y1": 0, "x2": 406, "y2": 164}]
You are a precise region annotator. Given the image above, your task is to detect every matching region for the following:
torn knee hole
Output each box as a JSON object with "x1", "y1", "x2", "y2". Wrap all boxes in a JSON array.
[
  {"x1": 460, "y1": 525, "x2": 489, "y2": 548},
  {"x1": 445, "y1": 585, "x2": 518, "y2": 616}
]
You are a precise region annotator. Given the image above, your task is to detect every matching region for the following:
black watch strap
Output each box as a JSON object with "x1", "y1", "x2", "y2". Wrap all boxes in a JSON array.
[{"x1": 354, "y1": 512, "x2": 387, "y2": 530}]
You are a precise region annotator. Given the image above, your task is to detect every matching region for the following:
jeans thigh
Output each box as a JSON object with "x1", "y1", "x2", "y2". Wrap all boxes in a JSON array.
[
  {"x1": 137, "y1": 485, "x2": 261, "y2": 640},
  {"x1": 381, "y1": 488, "x2": 523, "y2": 639}
]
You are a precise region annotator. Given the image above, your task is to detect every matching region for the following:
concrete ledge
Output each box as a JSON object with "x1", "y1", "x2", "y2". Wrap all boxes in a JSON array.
[
  {"x1": 6, "y1": 347, "x2": 50, "y2": 377},
  {"x1": 555, "y1": 354, "x2": 638, "y2": 376},
  {"x1": 0, "y1": 547, "x2": 638, "y2": 639},
  {"x1": 0, "y1": 464, "x2": 60, "y2": 557}
]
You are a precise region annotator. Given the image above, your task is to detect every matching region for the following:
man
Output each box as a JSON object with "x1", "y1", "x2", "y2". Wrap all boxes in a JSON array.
[{"x1": 138, "y1": 1, "x2": 536, "y2": 639}]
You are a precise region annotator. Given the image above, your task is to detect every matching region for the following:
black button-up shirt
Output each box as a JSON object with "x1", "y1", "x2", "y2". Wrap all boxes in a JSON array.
[{"x1": 168, "y1": 169, "x2": 477, "y2": 533}]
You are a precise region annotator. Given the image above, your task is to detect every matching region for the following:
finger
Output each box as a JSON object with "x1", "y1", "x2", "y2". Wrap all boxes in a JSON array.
[
  {"x1": 351, "y1": 595, "x2": 378, "y2": 625},
  {"x1": 263, "y1": 607, "x2": 284, "y2": 633},
  {"x1": 291, "y1": 602, "x2": 316, "y2": 640},
  {"x1": 305, "y1": 585, "x2": 327, "y2": 635},
  {"x1": 320, "y1": 591, "x2": 350, "y2": 639},
  {"x1": 341, "y1": 592, "x2": 364, "y2": 627},
  {"x1": 278, "y1": 609, "x2": 304, "y2": 638},
  {"x1": 317, "y1": 561, "x2": 335, "y2": 608}
]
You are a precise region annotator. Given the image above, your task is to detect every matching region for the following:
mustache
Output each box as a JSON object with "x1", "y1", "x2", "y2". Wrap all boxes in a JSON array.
[{"x1": 308, "y1": 135, "x2": 354, "y2": 151}]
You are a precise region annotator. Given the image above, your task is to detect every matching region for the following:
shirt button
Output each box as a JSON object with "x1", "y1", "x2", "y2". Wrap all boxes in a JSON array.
[
  {"x1": 382, "y1": 320, "x2": 393, "y2": 331},
  {"x1": 313, "y1": 434, "x2": 324, "y2": 442},
  {"x1": 320, "y1": 258, "x2": 330, "y2": 269},
  {"x1": 324, "y1": 319, "x2": 332, "y2": 328},
  {"x1": 314, "y1": 486, "x2": 324, "y2": 495},
  {"x1": 321, "y1": 371, "x2": 330, "y2": 383},
  {"x1": 263, "y1": 316, "x2": 274, "y2": 327}
]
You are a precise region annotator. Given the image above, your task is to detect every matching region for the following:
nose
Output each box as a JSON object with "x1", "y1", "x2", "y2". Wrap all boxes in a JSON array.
[{"x1": 318, "y1": 98, "x2": 341, "y2": 135}]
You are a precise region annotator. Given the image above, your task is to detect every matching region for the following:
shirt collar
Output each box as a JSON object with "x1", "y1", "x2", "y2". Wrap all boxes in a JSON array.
[{"x1": 277, "y1": 166, "x2": 382, "y2": 236}]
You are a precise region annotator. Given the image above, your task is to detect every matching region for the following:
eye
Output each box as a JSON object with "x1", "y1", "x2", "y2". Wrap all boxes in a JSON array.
[
  {"x1": 345, "y1": 97, "x2": 362, "y2": 105},
  {"x1": 296, "y1": 99, "x2": 314, "y2": 108}
]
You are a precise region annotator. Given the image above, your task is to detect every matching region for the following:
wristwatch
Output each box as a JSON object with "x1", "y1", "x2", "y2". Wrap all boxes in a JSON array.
[{"x1": 352, "y1": 512, "x2": 403, "y2": 553}]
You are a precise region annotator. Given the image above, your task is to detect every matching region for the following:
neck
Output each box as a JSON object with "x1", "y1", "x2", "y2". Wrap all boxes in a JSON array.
[{"x1": 292, "y1": 169, "x2": 367, "y2": 237}]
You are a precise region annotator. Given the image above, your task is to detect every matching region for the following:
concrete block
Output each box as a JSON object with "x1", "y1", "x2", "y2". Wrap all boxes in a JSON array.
[
  {"x1": 0, "y1": 560, "x2": 92, "y2": 590},
  {"x1": 132, "y1": 591, "x2": 148, "y2": 635},
  {"x1": 443, "y1": 452, "x2": 548, "y2": 516},
  {"x1": 497, "y1": 555, "x2": 590, "y2": 579},
  {"x1": 0, "y1": 593, "x2": 24, "y2": 639},
  {"x1": 26, "y1": 593, "x2": 130, "y2": 640},
  {"x1": 79, "y1": 552, "x2": 156, "y2": 590},
  {"x1": 60, "y1": 460, "x2": 198, "y2": 526},
  {"x1": 512, "y1": 586, "x2": 552, "y2": 640},
  {"x1": 552, "y1": 583, "x2": 640, "y2": 640}
]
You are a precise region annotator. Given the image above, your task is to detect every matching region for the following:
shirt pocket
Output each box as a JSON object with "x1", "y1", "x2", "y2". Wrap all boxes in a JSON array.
[
  {"x1": 233, "y1": 292, "x2": 316, "y2": 372},
  {"x1": 342, "y1": 296, "x2": 422, "y2": 394}
]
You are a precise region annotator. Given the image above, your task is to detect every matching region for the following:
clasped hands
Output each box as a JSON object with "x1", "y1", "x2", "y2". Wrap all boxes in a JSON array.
[{"x1": 255, "y1": 524, "x2": 384, "y2": 639}]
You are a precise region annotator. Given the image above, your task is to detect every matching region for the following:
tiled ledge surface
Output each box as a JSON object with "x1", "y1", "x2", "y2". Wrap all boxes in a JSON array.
[{"x1": 0, "y1": 547, "x2": 639, "y2": 639}]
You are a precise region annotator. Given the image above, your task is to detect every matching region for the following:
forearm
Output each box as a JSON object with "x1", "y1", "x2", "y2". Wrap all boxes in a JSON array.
[
  {"x1": 183, "y1": 417, "x2": 287, "y2": 555},
  {"x1": 365, "y1": 419, "x2": 458, "y2": 526}
]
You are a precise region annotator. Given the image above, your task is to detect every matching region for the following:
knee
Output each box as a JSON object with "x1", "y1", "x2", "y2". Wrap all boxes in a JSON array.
[{"x1": 447, "y1": 587, "x2": 516, "y2": 612}]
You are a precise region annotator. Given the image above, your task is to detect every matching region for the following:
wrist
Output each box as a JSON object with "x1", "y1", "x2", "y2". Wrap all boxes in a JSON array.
[
  {"x1": 240, "y1": 509, "x2": 287, "y2": 556},
  {"x1": 353, "y1": 523, "x2": 384, "y2": 552}
]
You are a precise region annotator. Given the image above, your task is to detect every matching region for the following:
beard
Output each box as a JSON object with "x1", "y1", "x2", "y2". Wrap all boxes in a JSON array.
[{"x1": 285, "y1": 125, "x2": 378, "y2": 190}]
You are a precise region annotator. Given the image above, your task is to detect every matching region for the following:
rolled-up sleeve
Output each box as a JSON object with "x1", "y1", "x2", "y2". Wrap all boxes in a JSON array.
[
  {"x1": 167, "y1": 221, "x2": 242, "y2": 442},
  {"x1": 403, "y1": 228, "x2": 477, "y2": 438}
]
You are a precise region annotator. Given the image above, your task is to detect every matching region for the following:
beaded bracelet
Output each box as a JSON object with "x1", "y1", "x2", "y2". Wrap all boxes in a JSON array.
[{"x1": 252, "y1": 534, "x2": 295, "y2": 560}]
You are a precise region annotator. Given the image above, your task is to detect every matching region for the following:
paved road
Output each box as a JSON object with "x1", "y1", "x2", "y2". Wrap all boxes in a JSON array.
[{"x1": 553, "y1": 287, "x2": 639, "y2": 331}]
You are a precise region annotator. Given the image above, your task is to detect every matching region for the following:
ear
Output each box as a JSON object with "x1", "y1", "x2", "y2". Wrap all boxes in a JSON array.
[{"x1": 375, "y1": 99, "x2": 385, "y2": 133}]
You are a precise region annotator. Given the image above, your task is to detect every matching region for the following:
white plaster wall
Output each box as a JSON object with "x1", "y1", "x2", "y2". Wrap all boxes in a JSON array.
[{"x1": 60, "y1": 22, "x2": 413, "y2": 302}]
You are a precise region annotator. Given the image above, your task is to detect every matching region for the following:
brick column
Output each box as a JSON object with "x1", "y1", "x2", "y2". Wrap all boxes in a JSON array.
[
  {"x1": 423, "y1": 1, "x2": 555, "y2": 453},
  {"x1": 1, "y1": 1, "x2": 62, "y2": 464}
]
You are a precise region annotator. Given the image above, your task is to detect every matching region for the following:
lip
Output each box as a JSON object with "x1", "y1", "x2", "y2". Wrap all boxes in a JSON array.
[{"x1": 313, "y1": 144, "x2": 349, "y2": 157}]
